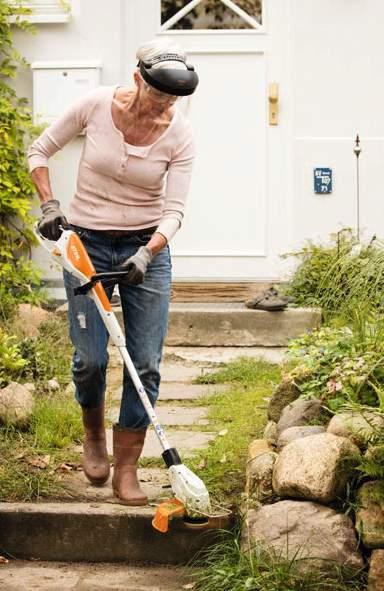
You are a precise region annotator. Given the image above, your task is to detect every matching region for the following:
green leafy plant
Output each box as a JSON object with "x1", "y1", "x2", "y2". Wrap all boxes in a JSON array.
[
  {"x1": 0, "y1": 316, "x2": 71, "y2": 390},
  {"x1": 17, "y1": 318, "x2": 72, "y2": 388},
  {"x1": 0, "y1": 327, "x2": 28, "y2": 386},
  {"x1": 286, "y1": 324, "x2": 384, "y2": 412},
  {"x1": 0, "y1": 0, "x2": 44, "y2": 319}
]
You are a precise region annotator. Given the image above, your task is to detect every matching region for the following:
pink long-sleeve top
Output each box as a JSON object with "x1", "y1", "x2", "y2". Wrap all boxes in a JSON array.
[{"x1": 27, "y1": 85, "x2": 195, "y2": 242}]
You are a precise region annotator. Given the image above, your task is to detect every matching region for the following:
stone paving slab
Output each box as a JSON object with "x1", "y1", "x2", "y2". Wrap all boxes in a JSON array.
[
  {"x1": 105, "y1": 429, "x2": 216, "y2": 458},
  {"x1": 0, "y1": 561, "x2": 189, "y2": 591},
  {"x1": 110, "y1": 382, "x2": 228, "y2": 403},
  {"x1": 107, "y1": 405, "x2": 209, "y2": 426},
  {"x1": 61, "y1": 467, "x2": 171, "y2": 504},
  {"x1": 159, "y1": 382, "x2": 228, "y2": 401},
  {"x1": 164, "y1": 346, "x2": 287, "y2": 365},
  {"x1": 159, "y1": 363, "x2": 213, "y2": 383}
]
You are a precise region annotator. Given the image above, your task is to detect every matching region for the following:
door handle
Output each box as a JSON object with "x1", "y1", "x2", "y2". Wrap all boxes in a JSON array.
[{"x1": 268, "y1": 82, "x2": 279, "y2": 126}]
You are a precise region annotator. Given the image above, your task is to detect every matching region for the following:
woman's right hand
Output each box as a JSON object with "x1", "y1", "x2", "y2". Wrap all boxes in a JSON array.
[{"x1": 38, "y1": 199, "x2": 69, "y2": 241}]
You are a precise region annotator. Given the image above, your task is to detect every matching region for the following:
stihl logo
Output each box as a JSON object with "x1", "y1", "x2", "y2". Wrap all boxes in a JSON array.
[{"x1": 70, "y1": 245, "x2": 81, "y2": 261}]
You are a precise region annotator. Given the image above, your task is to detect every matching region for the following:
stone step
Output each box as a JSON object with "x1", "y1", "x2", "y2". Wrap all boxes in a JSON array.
[
  {"x1": 57, "y1": 303, "x2": 321, "y2": 347},
  {"x1": 0, "y1": 502, "x2": 229, "y2": 564},
  {"x1": 163, "y1": 304, "x2": 321, "y2": 347},
  {"x1": 0, "y1": 561, "x2": 189, "y2": 591}
]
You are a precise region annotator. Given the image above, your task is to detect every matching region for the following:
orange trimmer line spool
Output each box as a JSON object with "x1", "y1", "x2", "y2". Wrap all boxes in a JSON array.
[{"x1": 152, "y1": 498, "x2": 186, "y2": 533}]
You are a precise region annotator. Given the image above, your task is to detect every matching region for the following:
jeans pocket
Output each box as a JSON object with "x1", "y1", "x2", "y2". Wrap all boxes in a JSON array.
[{"x1": 134, "y1": 234, "x2": 153, "y2": 246}]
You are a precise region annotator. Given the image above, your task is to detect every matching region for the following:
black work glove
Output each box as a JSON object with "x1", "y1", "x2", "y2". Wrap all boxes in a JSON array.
[
  {"x1": 38, "y1": 199, "x2": 69, "y2": 241},
  {"x1": 117, "y1": 246, "x2": 153, "y2": 286}
]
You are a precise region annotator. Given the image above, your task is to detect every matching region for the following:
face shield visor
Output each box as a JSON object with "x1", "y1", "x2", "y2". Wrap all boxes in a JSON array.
[{"x1": 138, "y1": 53, "x2": 199, "y2": 98}]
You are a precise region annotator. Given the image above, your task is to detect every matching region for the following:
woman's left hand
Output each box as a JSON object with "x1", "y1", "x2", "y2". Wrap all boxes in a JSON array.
[{"x1": 117, "y1": 246, "x2": 153, "y2": 285}]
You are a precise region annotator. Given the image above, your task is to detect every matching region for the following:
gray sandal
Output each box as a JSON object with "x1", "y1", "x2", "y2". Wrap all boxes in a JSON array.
[{"x1": 245, "y1": 287, "x2": 290, "y2": 311}]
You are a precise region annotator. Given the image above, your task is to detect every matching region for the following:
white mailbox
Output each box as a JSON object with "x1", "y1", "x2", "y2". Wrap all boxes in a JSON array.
[{"x1": 31, "y1": 60, "x2": 102, "y2": 125}]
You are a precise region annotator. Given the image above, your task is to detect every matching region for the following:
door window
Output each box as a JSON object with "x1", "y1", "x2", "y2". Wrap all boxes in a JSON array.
[{"x1": 161, "y1": 0, "x2": 262, "y2": 30}]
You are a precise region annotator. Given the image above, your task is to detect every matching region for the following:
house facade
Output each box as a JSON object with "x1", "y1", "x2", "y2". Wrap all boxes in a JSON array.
[{"x1": 12, "y1": 0, "x2": 384, "y2": 297}]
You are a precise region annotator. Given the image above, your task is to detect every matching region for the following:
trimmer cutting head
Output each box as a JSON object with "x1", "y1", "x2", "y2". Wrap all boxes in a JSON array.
[{"x1": 168, "y1": 464, "x2": 211, "y2": 519}]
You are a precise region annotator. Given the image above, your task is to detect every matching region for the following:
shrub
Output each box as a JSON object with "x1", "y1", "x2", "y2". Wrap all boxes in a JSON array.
[
  {"x1": 0, "y1": 0, "x2": 44, "y2": 319},
  {"x1": 282, "y1": 229, "x2": 384, "y2": 319}
]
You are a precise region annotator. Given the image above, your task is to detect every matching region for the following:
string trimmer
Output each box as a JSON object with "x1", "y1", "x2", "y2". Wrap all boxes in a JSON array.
[{"x1": 35, "y1": 227, "x2": 212, "y2": 532}]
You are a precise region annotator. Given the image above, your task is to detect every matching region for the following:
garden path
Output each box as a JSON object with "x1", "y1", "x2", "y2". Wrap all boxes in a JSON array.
[{"x1": 0, "y1": 345, "x2": 286, "y2": 589}]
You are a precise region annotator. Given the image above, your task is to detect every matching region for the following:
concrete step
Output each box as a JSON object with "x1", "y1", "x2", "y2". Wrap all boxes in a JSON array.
[
  {"x1": 0, "y1": 561, "x2": 190, "y2": 591},
  {"x1": 57, "y1": 303, "x2": 321, "y2": 347},
  {"x1": 0, "y1": 502, "x2": 229, "y2": 564},
  {"x1": 162, "y1": 304, "x2": 321, "y2": 347}
]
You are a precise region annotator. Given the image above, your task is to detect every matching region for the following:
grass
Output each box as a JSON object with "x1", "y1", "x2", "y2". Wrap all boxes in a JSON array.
[
  {"x1": 0, "y1": 317, "x2": 82, "y2": 501},
  {"x1": 0, "y1": 392, "x2": 83, "y2": 501},
  {"x1": 188, "y1": 358, "x2": 281, "y2": 505},
  {"x1": 192, "y1": 527, "x2": 367, "y2": 591}
]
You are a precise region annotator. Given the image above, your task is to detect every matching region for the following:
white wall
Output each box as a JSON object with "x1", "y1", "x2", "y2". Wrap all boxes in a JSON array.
[{"x1": 290, "y1": 0, "x2": 384, "y2": 248}]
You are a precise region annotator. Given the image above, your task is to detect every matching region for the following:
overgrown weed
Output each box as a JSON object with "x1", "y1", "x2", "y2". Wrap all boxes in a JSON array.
[{"x1": 192, "y1": 527, "x2": 367, "y2": 591}]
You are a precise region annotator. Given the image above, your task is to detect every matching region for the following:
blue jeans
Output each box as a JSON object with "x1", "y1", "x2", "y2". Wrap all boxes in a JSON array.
[{"x1": 63, "y1": 226, "x2": 172, "y2": 429}]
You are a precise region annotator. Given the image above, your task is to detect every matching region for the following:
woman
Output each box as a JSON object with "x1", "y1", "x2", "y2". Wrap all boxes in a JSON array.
[{"x1": 28, "y1": 38, "x2": 198, "y2": 506}]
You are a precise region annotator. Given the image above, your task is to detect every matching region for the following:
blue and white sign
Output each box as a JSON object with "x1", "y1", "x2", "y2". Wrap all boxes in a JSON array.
[{"x1": 314, "y1": 168, "x2": 332, "y2": 194}]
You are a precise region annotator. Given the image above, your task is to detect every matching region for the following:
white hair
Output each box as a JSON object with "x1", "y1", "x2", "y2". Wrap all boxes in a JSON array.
[{"x1": 136, "y1": 37, "x2": 187, "y2": 71}]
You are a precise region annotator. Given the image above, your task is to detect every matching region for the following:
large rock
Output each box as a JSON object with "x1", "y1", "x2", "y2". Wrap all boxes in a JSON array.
[
  {"x1": 356, "y1": 481, "x2": 384, "y2": 548},
  {"x1": 276, "y1": 398, "x2": 323, "y2": 435},
  {"x1": 13, "y1": 304, "x2": 51, "y2": 338},
  {"x1": 246, "y1": 451, "x2": 278, "y2": 502},
  {"x1": 243, "y1": 500, "x2": 363, "y2": 574},
  {"x1": 327, "y1": 411, "x2": 384, "y2": 448},
  {"x1": 273, "y1": 433, "x2": 360, "y2": 504},
  {"x1": 267, "y1": 379, "x2": 301, "y2": 422},
  {"x1": 277, "y1": 425, "x2": 325, "y2": 450},
  {"x1": 368, "y1": 550, "x2": 384, "y2": 591},
  {"x1": 263, "y1": 421, "x2": 278, "y2": 446},
  {"x1": 248, "y1": 439, "x2": 271, "y2": 461},
  {"x1": 0, "y1": 382, "x2": 34, "y2": 426}
]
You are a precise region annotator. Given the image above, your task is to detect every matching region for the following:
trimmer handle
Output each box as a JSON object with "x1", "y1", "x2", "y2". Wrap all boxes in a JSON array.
[{"x1": 73, "y1": 271, "x2": 128, "y2": 295}]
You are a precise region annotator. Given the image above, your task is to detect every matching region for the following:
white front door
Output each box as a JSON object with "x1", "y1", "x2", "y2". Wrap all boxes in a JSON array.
[{"x1": 149, "y1": 0, "x2": 291, "y2": 281}]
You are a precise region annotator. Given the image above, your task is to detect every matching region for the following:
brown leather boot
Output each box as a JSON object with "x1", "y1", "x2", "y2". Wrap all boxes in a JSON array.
[
  {"x1": 112, "y1": 426, "x2": 148, "y2": 506},
  {"x1": 82, "y1": 404, "x2": 110, "y2": 486}
]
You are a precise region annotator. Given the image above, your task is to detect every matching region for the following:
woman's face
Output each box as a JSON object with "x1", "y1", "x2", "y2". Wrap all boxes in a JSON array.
[{"x1": 134, "y1": 71, "x2": 179, "y2": 114}]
